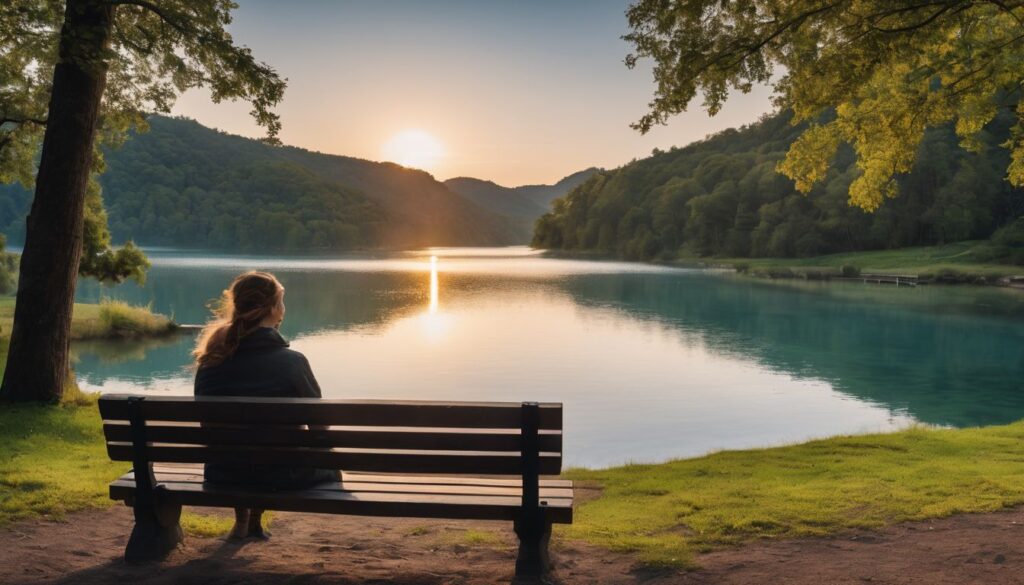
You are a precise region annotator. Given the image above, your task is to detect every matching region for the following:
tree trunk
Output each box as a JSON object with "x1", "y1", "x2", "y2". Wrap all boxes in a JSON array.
[{"x1": 0, "y1": 0, "x2": 114, "y2": 402}]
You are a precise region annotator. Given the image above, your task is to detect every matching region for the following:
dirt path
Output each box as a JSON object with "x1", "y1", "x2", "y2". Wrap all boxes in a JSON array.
[{"x1": 3, "y1": 505, "x2": 1024, "y2": 584}]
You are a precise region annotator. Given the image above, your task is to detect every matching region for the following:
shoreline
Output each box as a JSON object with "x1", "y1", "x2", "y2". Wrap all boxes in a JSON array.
[
  {"x1": 540, "y1": 246, "x2": 1024, "y2": 289},
  {"x1": 0, "y1": 297, "x2": 182, "y2": 343}
]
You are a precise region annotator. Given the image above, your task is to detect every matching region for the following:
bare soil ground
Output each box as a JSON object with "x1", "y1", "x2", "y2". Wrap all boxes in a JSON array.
[{"x1": 3, "y1": 505, "x2": 1024, "y2": 584}]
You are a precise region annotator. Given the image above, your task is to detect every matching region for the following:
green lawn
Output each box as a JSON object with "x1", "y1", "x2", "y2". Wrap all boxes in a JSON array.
[
  {"x1": 4, "y1": 397, "x2": 1024, "y2": 566},
  {"x1": 0, "y1": 296, "x2": 227, "y2": 533},
  {"x1": 566, "y1": 422, "x2": 1024, "y2": 566},
  {"x1": 680, "y1": 241, "x2": 1023, "y2": 280},
  {"x1": 0, "y1": 398, "x2": 127, "y2": 525}
]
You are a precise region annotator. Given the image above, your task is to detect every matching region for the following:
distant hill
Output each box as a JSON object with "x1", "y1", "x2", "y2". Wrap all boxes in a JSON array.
[
  {"x1": 534, "y1": 111, "x2": 1024, "y2": 261},
  {"x1": 0, "y1": 116, "x2": 524, "y2": 251},
  {"x1": 444, "y1": 168, "x2": 598, "y2": 239}
]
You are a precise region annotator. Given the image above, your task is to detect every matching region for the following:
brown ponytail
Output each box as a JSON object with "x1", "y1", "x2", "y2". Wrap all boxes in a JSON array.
[{"x1": 193, "y1": 271, "x2": 284, "y2": 368}]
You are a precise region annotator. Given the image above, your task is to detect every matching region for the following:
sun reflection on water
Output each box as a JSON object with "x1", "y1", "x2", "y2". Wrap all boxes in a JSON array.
[
  {"x1": 429, "y1": 255, "x2": 439, "y2": 314},
  {"x1": 420, "y1": 255, "x2": 451, "y2": 341}
]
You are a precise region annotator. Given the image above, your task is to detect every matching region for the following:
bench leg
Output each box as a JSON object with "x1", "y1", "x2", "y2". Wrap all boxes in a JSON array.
[
  {"x1": 514, "y1": 517, "x2": 552, "y2": 577},
  {"x1": 124, "y1": 500, "x2": 183, "y2": 562}
]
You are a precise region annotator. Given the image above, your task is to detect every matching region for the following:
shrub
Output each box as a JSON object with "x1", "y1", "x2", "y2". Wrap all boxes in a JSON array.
[
  {"x1": 840, "y1": 265, "x2": 861, "y2": 277},
  {"x1": 989, "y1": 218, "x2": 1024, "y2": 265},
  {"x1": 98, "y1": 300, "x2": 174, "y2": 337}
]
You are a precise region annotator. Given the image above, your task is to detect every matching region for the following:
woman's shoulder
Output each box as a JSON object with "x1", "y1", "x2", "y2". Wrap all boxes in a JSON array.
[{"x1": 275, "y1": 346, "x2": 311, "y2": 365}]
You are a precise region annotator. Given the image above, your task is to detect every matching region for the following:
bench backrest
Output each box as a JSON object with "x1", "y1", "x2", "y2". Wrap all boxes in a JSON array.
[{"x1": 99, "y1": 394, "x2": 564, "y2": 477}]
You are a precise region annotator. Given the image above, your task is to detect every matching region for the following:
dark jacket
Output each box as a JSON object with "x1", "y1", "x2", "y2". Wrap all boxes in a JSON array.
[
  {"x1": 194, "y1": 327, "x2": 338, "y2": 489},
  {"x1": 195, "y1": 327, "x2": 321, "y2": 400}
]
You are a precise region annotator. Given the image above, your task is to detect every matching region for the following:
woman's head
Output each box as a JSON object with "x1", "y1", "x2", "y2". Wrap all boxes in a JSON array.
[{"x1": 193, "y1": 271, "x2": 285, "y2": 368}]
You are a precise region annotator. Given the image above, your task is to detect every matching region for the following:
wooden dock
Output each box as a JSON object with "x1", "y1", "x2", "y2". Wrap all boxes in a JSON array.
[{"x1": 859, "y1": 273, "x2": 919, "y2": 286}]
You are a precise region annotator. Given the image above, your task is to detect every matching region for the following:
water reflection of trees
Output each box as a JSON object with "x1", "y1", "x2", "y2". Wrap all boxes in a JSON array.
[
  {"x1": 71, "y1": 333, "x2": 196, "y2": 386},
  {"x1": 73, "y1": 269, "x2": 432, "y2": 385},
  {"x1": 78, "y1": 268, "x2": 429, "y2": 334},
  {"x1": 560, "y1": 273, "x2": 1024, "y2": 427},
  {"x1": 75, "y1": 262, "x2": 1024, "y2": 428}
]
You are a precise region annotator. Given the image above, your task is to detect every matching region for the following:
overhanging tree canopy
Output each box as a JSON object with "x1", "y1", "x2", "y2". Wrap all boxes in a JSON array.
[
  {"x1": 0, "y1": 0, "x2": 285, "y2": 402},
  {"x1": 624, "y1": 0, "x2": 1024, "y2": 211},
  {"x1": 1, "y1": 0, "x2": 284, "y2": 280}
]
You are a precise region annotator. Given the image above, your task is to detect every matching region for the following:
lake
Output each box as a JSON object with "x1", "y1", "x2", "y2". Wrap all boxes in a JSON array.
[{"x1": 75, "y1": 246, "x2": 1024, "y2": 468}]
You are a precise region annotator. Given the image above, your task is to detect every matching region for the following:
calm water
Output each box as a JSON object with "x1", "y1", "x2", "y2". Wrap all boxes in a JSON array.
[{"x1": 75, "y1": 247, "x2": 1024, "y2": 468}]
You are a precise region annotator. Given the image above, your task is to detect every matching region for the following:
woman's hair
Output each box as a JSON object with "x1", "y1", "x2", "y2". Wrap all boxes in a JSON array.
[{"x1": 193, "y1": 271, "x2": 284, "y2": 368}]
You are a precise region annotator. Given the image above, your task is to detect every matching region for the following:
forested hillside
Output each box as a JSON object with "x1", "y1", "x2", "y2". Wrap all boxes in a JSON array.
[
  {"x1": 0, "y1": 116, "x2": 522, "y2": 251},
  {"x1": 533, "y1": 112, "x2": 1024, "y2": 263},
  {"x1": 444, "y1": 168, "x2": 598, "y2": 237}
]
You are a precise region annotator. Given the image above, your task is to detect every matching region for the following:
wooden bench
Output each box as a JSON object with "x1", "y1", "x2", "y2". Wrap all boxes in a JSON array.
[{"x1": 98, "y1": 394, "x2": 573, "y2": 576}]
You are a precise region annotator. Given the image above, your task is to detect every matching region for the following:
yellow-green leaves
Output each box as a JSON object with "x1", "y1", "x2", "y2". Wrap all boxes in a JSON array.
[
  {"x1": 1006, "y1": 102, "x2": 1024, "y2": 186},
  {"x1": 776, "y1": 123, "x2": 840, "y2": 194},
  {"x1": 626, "y1": 0, "x2": 1024, "y2": 212}
]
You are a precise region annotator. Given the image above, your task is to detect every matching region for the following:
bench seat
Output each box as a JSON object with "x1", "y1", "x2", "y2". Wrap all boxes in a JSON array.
[
  {"x1": 100, "y1": 394, "x2": 570, "y2": 576},
  {"x1": 111, "y1": 465, "x2": 574, "y2": 523}
]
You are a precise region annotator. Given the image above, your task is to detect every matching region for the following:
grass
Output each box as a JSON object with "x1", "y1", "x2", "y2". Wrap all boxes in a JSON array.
[
  {"x1": 7, "y1": 400, "x2": 1024, "y2": 569},
  {"x1": 180, "y1": 511, "x2": 236, "y2": 537},
  {"x1": 72, "y1": 299, "x2": 176, "y2": 339},
  {"x1": 0, "y1": 296, "x2": 176, "y2": 341},
  {"x1": 564, "y1": 422, "x2": 1024, "y2": 567},
  {"x1": 0, "y1": 397, "x2": 127, "y2": 526},
  {"x1": 0, "y1": 295, "x2": 179, "y2": 526},
  {"x1": 0, "y1": 397, "x2": 266, "y2": 538},
  {"x1": 180, "y1": 510, "x2": 275, "y2": 537},
  {"x1": 446, "y1": 528, "x2": 506, "y2": 548},
  {"x1": 677, "y1": 241, "x2": 1023, "y2": 282}
]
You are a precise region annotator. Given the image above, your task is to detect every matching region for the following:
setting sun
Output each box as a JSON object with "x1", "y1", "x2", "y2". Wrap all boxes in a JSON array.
[{"x1": 381, "y1": 129, "x2": 445, "y2": 172}]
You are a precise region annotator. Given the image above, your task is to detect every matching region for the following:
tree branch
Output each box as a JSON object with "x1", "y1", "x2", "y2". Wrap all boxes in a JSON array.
[
  {"x1": 103, "y1": 0, "x2": 189, "y2": 34},
  {"x1": 0, "y1": 116, "x2": 47, "y2": 126}
]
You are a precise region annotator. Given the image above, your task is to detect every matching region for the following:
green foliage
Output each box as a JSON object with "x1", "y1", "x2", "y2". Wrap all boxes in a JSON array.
[
  {"x1": 1, "y1": 116, "x2": 523, "y2": 250},
  {"x1": 0, "y1": 0, "x2": 288, "y2": 276},
  {"x1": 710, "y1": 241, "x2": 1023, "y2": 281},
  {"x1": 839, "y1": 264, "x2": 861, "y2": 278},
  {"x1": 79, "y1": 178, "x2": 150, "y2": 283},
  {"x1": 567, "y1": 421, "x2": 1024, "y2": 567},
  {"x1": 444, "y1": 169, "x2": 600, "y2": 240},
  {"x1": 96, "y1": 299, "x2": 175, "y2": 337},
  {"x1": 625, "y1": 0, "x2": 1024, "y2": 211},
  {"x1": 96, "y1": 117, "x2": 385, "y2": 250},
  {"x1": 0, "y1": 235, "x2": 16, "y2": 294},
  {"x1": 0, "y1": 299, "x2": 173, "y2": 342},
  {"x1": 533, "y1": 111, "x2": 1024, "y2": 261},
  {"x1": 984, "y1": 217, "x2": 1024, "y2": 264}
]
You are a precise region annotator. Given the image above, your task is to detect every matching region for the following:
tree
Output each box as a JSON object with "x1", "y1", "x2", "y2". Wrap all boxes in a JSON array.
[
  {"x1": 0, "y1": 0, "x2": 285, "y2": 402},
  {"x1": 624, "y1": 0, "x2": 1024, "y2": 211}
]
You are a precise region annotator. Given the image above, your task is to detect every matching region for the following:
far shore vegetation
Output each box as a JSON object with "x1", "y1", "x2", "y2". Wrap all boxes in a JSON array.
[
  {"x1": 5, "y1": 395, "x2": 1024, "y2": 567},
  {"x1": 687, "y1": 241, "x2": 1024, "y2": 285},
  {"x1": 547, "y1": 240, "x2": 1024, "y2": 286}
]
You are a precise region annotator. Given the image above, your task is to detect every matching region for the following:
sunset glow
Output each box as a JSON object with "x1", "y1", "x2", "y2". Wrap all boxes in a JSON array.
[{"x1": 381, "y1": 130, "x2": 445, "y2": 172}]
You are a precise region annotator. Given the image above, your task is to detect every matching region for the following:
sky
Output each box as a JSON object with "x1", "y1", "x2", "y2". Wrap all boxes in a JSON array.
[{"x1": 172, "y1": 0, "x2": 776, "y2": 186}]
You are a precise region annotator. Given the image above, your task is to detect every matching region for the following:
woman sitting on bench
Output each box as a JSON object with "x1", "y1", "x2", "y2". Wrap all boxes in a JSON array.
[{"x1": 193, "y1": 271, "x2": 339, "y2": 540}]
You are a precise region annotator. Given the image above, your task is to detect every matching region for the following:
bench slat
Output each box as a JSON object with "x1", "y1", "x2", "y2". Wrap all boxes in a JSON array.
[
  {"x1": 340, "y1": 471, "x2": 574, "y2": 488},
  {"x1": 109, "y1": 479, "x2": 573, "y2": 523},
  {"x1": 123, "y1": 471, "x2": 573, "y2": 499},
  {"x1": 107, "y1": 442, "x2": 562, "y2": 475},
  {"x1": 99, "y1": 395, "x2": 563, "y2": 430},
  {"x1": 103, "y1": 421, "x2": 563, "y2": 452},
  {"x1": 150, "y1": 465, "x2": 575, "y2": 488},
  {"x1": 120, "y1": 470, "x2": 574, "y2": 499}
]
